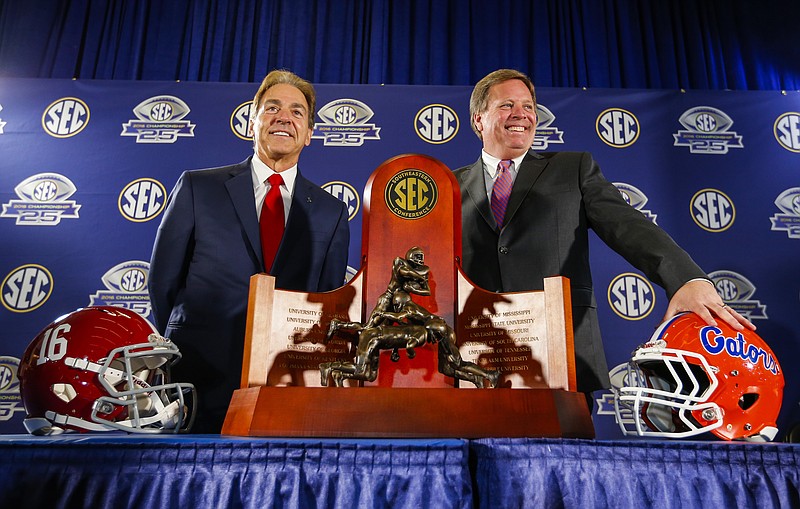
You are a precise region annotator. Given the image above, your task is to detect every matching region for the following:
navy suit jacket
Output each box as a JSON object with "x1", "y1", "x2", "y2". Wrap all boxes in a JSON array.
[
  {"x1": 149, "y1": 157, "x2": 349, "y2": 432},
  {"x1": 454, "y1": 150, "x2": 706, "y2": 393}
]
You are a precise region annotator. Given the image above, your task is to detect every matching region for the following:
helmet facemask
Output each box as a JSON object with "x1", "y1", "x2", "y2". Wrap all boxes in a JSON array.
[{"x1": 611, "y1": 343, "x2": 723, "y2": 439}]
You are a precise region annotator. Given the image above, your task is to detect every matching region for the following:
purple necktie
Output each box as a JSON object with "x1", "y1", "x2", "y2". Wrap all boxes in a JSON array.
[
  {"x1": 491, "y1": 159, "x2": 513, "y2": 228},
  {"x1": 260, "y1": 173, "x2": 285, "y2": 273}
]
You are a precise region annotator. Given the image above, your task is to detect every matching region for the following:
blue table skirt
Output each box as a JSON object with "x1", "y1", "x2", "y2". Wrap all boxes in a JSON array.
[
  {"x1": 2, "y1": 435, "x2": 799, "y2": 509},
  {"x1": 470, "y1": 438, "x2": 800, "y2": 509},
  {"x1": 0, "y1": 435, "x2": 471, "y2": 509}
]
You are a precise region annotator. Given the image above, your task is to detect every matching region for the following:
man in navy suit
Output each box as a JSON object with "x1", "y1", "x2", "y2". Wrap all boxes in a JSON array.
[
  {"x1": 454, "y1": 69, "x2": 753, "y2": 402},
  {"x1": 149, "y1": 70, "x2": 350, "y2": 433}
]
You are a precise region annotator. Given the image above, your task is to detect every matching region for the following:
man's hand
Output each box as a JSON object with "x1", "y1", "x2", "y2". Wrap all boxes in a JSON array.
[{"x1": 664, "y1": 279, "x2": 755, "y2": 331}]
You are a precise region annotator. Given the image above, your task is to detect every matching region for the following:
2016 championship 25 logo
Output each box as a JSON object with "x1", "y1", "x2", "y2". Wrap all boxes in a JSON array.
[
  {"x1": 710, "y1": 270, "x2": 768, "y2": 321},
  {"x1": 0, "y1": 173, "x2": 81, "y2": 226},
  {"x1": 0, "y1": 357, "x2": 24, "y2": 423},
  {"x1": 0, "y1": 104, "x2": 7, "y2": 134},
  {"x1": 673, "y1": 106, "x2": 743, "y2": 154},
  {"x1": 769, "y1": 187, "x2": 800, "y2": 238},
  {"x1": 613, "y1": 183, "x2": 657, "y2": 223},
  {"x1": 88, "y1": 261, "x2": 153, "y2": 321},
  {"x1": 121, "y1": 95, "x2": 196, "y2": 143},
  {"x1": 311, "y1": 98, "x2": 381, "y2": 146},
  {"x1": 531, "y1": 105, "x2": 564, "y2": 150}
]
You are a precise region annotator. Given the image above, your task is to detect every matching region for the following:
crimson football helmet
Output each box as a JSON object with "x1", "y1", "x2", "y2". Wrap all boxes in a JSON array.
[
  {"x1": 609, "y1": 312, "x2": 784, "y2": 441},
  {"x1": 18, "y1": 306, "x2": 195, "y2": 435}
]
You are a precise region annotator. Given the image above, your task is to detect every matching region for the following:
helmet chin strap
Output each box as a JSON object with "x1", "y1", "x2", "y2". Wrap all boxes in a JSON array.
[
  {"x1": 23, "y1": 417, "x2": 65, "y2": 436},
  {"x1": 62, "y1": 356, "x2": 186, "y2": 432},
  {"x1": 89, "y1": 393, "x2": 186, "y2": 432},
  {"x1": 744, "y1": 426, "x2": 778, "y2": 442},
  {"x1": 65, "y1": 356, "x2": 126, "y2": 386},
  {"x1": 43, "y1": 411, "x2": 116, "y2": 432},
  {"x1": 128, "y1": 389, "x2": 183, "y2": 427}
]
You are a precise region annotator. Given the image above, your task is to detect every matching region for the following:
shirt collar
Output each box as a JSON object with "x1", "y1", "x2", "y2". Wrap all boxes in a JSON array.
[
  {"x1": 251, "y1": 152, "x2": 298, "y2": 192},
  {"x1": 481, "y1": 150, "x2": 526, "y2": 179}
]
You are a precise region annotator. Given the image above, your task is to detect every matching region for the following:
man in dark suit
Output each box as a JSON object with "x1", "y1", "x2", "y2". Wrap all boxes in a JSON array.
[
  {"x1": 454, "y1": 69, "x2": 753, "y2": 399},
  {"x1": 149, "y1": 70, "x2": 350, "y2": 433}
]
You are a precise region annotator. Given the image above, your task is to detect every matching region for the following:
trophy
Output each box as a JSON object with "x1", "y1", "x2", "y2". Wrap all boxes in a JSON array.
[{"x1": 222, "y1": 154, "x2": 593, "y2": 438}]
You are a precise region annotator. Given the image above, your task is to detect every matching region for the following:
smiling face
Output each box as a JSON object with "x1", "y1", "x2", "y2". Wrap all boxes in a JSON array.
[
  {"x1": 250, "y1": 83, "x2": 312, "y2": 171},
  {"x1": 473, "y1": 79, "x2": 537, "y2": 160}
]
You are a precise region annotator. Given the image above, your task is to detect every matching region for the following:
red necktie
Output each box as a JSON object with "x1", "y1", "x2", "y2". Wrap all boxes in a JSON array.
[
  {"x1": 491, "y1": 159, "x2": 513, "y2": 228},
  {"x1": 260, "y1": 173, "x2": 285, "y2": 273}
]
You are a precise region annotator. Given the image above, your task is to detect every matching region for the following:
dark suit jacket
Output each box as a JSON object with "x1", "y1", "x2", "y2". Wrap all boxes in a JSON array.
[
  {"x1": 149, "y1": 157, "x2": 350, "y2": 432},
  {"x1": 454, "y1": 151, "x2": 706, "y2": 393}
]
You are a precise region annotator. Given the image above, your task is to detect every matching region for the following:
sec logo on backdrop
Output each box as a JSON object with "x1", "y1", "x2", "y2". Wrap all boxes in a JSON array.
[
  {"x1": 42, "y1": 97, "x2": 90, "y2": 138},
  {"x1": 118, "y1": 178, "x2": 166, "y2": 222},
  {"x1": 691, "y1": 189, "x2": 735, "y2": 232},
  {"x1": 2, "y1": 264, "x2": 53, "y2": 313},
  {"x1": 415, "y1": 104, "x2": 459, "y2": 144},
  {"x1": 596, "y1": 108, "x2": 639, "y2": 148},
  {"x1": 607, "y1": 273, "x2": 654, "y2": 320}
]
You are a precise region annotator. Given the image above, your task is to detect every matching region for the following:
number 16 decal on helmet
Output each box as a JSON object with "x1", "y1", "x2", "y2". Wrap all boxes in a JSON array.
[{"x1": 609, "y1": 312, "x2": 783, "y2": 442}]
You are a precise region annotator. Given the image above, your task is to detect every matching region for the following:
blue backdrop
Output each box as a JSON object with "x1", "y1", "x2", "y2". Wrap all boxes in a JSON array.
[{"x1": 1, "y1": 78, "x2": 798, "y2": 439}]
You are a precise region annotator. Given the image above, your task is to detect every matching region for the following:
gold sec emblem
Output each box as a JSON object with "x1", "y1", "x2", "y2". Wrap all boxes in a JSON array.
[{"x1": 384, "y1": 169, "x2": 438, "y2": 220}]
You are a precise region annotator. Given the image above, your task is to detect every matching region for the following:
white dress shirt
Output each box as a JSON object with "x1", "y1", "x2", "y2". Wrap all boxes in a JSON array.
[
  {"x1": 251, "y1": 152, "x2": 297, "y2": 224},
  {"x1": 480, "y1": 150, "x2": 527, "y2": 198}
]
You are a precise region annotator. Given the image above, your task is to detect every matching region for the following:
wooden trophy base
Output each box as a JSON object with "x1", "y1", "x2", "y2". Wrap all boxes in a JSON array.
[{"x1": 221, "y1": 386, "x2": 595, "y2": 439}]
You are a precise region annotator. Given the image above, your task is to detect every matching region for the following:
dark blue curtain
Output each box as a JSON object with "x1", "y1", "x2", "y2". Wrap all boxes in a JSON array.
[{"x1": 1, "y1": 0, "x2": 799, "y2": 89}]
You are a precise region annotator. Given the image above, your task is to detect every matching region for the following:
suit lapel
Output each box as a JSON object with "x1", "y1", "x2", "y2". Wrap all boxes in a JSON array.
[
  {"x1": 224, "y1": 157, "x2": 263, "y2": 266},
  {"x1": 503, "y1": 151, "x2": 549, "y2": 227},
  {"x1": 272, "y1": 172, "x2": 314, "y2": 272},
  {"x1": 462, "y1": 158, "x2": 497, "y2": 229},
  {"x1": 463, "y1": 152, "x2": 550, "y2": 232},
  {"x1": 285, "y1": 174, "x2": 313, "y2": 233}
]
